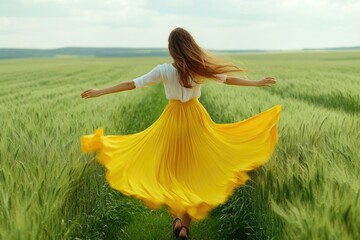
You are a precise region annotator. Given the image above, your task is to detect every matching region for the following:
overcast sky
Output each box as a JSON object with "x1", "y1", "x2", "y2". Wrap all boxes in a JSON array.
[{"x1": 0, "y1": 0, "x2": 359, "y2": 50}]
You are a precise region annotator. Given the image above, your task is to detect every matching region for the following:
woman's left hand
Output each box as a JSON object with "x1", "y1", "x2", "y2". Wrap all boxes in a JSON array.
[
  {"x1": 80, "y1": 89, "x2": 102, "y2": 98},
  {"x1": 256, "y1": 77, "x2": 276, "y2": 87}
]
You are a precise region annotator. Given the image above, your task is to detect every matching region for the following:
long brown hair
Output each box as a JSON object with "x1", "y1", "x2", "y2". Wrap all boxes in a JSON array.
[{"x1": 168, "y1": 27, "x2": 247, "y2": 88}]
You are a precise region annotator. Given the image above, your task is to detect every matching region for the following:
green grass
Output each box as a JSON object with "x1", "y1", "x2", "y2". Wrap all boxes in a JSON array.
[
  {"x1": 200, "y1": 51, "x2": 360, "y2": 239},
  {"x1": 0, "y1": 51, "x2": 359, "y2": 239}
]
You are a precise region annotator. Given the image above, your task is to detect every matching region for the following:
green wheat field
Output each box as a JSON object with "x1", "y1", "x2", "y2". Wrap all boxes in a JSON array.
[{"x1": 1, "y1": 51, "x2": 359, "y2": 240}]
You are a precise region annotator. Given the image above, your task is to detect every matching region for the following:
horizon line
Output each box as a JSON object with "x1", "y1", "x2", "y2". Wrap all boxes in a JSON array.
[{"x1": 0, "y1": 45, "x2": 359, "y2": 52}]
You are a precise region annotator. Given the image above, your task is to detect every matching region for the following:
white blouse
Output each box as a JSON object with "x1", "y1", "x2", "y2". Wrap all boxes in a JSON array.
[{"x1": 132, "y1": 63, "x2": 227, "y2": 103}]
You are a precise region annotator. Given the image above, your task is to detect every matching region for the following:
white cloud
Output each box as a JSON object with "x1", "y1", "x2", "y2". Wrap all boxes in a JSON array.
[
  {"x1": 342, "y1": 1, "x2": 360, "y2": 13},
  {"x1": 0, "y1": 17, "x2": 11, "y2": 30}
]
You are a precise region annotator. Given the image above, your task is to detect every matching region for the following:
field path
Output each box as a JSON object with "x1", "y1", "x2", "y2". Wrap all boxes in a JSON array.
[{"x1": 117, "y1": 197, "x2": 223, "y2": 240}]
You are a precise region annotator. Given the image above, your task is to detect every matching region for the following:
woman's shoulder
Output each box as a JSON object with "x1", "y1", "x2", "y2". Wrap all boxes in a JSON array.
[
  {"x1": 156, "y1": 62, "x2": 176, "y2": 75},
  {"x1": 154, "y1": 63, "x2": 173, "y2": 84}
]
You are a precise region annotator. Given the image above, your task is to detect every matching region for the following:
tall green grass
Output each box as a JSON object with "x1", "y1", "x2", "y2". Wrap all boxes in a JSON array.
[
  {"x1": 0, "y1": 57, "x2": 170, "y2": 239},
  {"x1": 1, "y1": 51, "x2": 359, "y2": 239},
  {"x1": 201, "y1": 51, "x2": 360, "y2": 239}
]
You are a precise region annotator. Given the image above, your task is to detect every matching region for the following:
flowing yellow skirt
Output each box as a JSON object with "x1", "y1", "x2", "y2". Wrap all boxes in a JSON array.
[{"x1": 80, "y1": 98, "x2": 282, "y2": 221}]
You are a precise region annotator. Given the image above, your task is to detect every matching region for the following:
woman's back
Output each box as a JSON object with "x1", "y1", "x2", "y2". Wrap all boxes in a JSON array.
[{"x1": 133, "y1": 63, "x2": 227, "y2": 103}]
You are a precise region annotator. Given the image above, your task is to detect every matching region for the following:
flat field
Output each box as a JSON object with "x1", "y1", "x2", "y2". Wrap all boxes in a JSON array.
[{"x1": 0, "y1": 51, "x2": 359, "y2": 239}]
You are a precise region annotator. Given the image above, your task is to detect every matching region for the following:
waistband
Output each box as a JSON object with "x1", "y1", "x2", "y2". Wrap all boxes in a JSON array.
[{"x1": 168, "y1": 98, "x2": 200, "y2": 105}]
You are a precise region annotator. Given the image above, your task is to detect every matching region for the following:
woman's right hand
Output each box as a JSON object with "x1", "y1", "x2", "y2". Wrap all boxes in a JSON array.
[{"x1": 256, "y1": 77, "x2": 276, "y2": 87}]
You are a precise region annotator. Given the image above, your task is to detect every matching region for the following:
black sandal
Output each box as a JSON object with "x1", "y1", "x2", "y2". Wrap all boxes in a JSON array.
[
  {"x1": 172, "y1": 217, "x2": 182, "y2": 238},
  {"x1": 178, "y1": 225, "x2": 190, "y2": 239}
]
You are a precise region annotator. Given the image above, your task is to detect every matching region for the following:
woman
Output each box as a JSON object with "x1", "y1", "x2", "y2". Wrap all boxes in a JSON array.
[{"x1": 80, "y1": 27, "x2": 281, "y2": 239}]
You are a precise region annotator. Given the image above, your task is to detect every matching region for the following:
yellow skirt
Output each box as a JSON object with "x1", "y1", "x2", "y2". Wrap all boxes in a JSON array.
[{"x1": 80, "y1": 98, "x2": 282, "y2": 221}]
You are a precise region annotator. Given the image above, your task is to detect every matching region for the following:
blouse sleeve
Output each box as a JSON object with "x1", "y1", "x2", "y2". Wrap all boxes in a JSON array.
[
  {"x1": 132, "y1": 64, "x2": 164, "y2": 89},
  {"x1": 213, "y1": 74, "x2": 227, "y2": 83}
]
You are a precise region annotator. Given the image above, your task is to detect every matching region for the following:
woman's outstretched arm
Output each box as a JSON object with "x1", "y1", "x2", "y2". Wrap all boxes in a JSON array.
[
  {"x1": 224, "y1": 76, "x2": 276, "y2": 87},
  {"x1": 80, "y1": 81, "x2": 136, "y2": 99}
]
